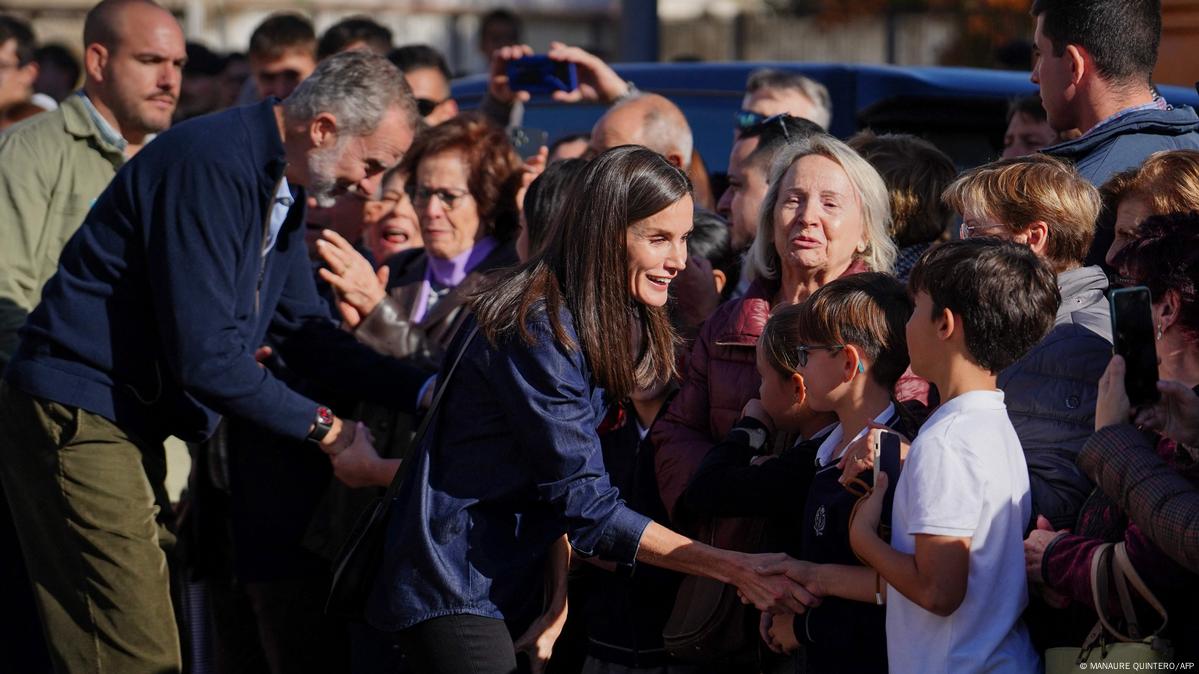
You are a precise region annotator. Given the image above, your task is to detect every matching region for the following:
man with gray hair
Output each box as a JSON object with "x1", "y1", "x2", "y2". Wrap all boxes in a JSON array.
[
  {"x1": 737, "y1": 67, "x2": 832, "y2": 133},
  {"x1": 0, "y1": 50, "x2": 424, "y2": 673}
]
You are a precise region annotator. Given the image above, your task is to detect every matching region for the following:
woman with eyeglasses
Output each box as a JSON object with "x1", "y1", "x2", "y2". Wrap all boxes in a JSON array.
[{"x1": 317, "y1": 113, "x2": 522, "y2": 380}]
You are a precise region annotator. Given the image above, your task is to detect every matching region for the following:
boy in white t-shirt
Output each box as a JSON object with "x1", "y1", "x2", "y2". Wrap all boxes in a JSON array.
[{"x1": 847, "y1": 239, "x2": 1062, "y2": 673}]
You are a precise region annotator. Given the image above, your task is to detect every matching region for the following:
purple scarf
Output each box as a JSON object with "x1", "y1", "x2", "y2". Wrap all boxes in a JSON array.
[{"x1": 411, "y1": 236, "x2": 498, "y2": 323}]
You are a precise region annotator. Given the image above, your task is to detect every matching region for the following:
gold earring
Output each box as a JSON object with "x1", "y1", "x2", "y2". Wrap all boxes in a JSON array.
[{"x1": 1157, "y1": 324, "x2": 1164, "y2": 341}]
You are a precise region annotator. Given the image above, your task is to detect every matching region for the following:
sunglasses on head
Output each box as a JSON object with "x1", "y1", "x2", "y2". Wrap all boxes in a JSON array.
[{"x1": 734, "y1": 111, "x2": 794, "y2": 140}]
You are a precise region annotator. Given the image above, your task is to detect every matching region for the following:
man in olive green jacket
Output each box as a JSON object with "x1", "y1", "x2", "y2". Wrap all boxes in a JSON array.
[{"x1": 0, "y1": 0, "x2": 185, "y2": 369}]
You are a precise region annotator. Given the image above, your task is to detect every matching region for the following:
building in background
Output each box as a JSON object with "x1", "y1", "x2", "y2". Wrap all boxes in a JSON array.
[{"x1": 3, "y1": 0, "x2": 1194, "y2": 88}]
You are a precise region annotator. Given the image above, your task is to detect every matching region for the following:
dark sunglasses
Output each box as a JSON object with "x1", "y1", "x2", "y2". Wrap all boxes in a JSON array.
[
  {"x1": 415, "y1": 97, "x2": 448, "y2": 117},
  {"x1": 734, "y1": 111, "x2": 794, "y2": 140}
]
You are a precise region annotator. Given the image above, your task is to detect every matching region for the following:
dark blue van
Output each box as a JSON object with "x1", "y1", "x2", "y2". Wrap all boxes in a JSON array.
[{"x1": 452, "y1": 61, "x2": 1199, "y2": 172}]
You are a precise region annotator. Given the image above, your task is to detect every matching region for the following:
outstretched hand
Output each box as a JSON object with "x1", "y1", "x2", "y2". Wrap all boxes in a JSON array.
[
  {"x1": 730, "y1": 552, "x2": 822, "y2": 615},
  {"x1": 316, "y1": 229, "x2": 388, "y2": 329}
]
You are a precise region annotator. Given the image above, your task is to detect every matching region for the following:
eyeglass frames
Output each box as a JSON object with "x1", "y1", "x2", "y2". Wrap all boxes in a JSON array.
[
  {"x1": 795, "y1": 344, "x2": 846, "y2": 367},
  {"x1": 408, "y1": 185, "x2": 470, "y2": 210}
]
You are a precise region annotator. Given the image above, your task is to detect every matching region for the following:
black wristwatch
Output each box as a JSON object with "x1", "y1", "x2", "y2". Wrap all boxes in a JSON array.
[{"x1": 307, "y1": 406, "x2": 334, "y2": 444}]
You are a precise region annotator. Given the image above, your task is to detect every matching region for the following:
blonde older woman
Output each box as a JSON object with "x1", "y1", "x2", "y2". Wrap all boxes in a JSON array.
[{"x1": 653, "y1": 133, "x2": 900, "y2": 530}]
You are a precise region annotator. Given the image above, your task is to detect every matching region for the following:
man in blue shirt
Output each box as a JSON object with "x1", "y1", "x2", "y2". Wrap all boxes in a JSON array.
[
  {"x1": 0, "y1": 49, "x2": 422, "y2": 673},
  {"x1": 1031, "y1": 0, "x2": 1199, "y2": 265}
]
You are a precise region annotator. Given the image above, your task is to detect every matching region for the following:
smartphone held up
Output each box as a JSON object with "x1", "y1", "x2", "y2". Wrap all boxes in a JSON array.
[
  {"x1": 506, "y1": 55, "x2": 578, "y2": 94},
  {"x1": 1109, "y1": 285, "x2": 1161, "y2": 407}
]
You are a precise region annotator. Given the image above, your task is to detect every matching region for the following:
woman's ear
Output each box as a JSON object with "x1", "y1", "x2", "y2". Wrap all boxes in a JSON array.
[
  {"x1": 712, "y1": 269, "x2": 726, "y2": 295},
  {"x1": 1157, "y1": 289, "x2": 1182, "y2": 331}
]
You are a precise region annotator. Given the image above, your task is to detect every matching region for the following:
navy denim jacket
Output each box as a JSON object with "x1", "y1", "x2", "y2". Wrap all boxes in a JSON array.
[{"x1": 366, "y1": 307, "x2": 652, "y2": 633}]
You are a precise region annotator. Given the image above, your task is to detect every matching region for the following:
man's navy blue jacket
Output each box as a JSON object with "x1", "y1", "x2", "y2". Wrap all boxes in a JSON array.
[{"x1": 5, "y1": 100, "x2": 421, "y2": 443}]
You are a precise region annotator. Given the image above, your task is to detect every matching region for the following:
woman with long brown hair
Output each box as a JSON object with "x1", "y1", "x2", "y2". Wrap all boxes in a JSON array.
[{"x1": 365, "y1": 146, "x2": 815, "y2": 673}]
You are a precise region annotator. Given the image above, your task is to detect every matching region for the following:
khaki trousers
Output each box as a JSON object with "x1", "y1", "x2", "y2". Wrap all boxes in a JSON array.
[{"x1": 0, "y1": 382, "x2": 181, "y2": 674}]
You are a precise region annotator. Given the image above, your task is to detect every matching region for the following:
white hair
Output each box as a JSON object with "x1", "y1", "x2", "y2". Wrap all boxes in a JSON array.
[{"x1": 748, "y1": 135, "x2": 896, "y2": 280}]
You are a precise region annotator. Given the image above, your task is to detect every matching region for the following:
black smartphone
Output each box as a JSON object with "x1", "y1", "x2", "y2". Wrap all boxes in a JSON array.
[
  {"x1": 874, "y1": 430, "x2": 902, "y2": 525},
  {"x1": 506, "y1": 55, "x2": 578, "y2": 94},
  {"x1": 1110, "y1": 285, "x2": 1160, "y2": 407},
  {"x1": 508, "y1": 126, "x2": 549, "y2": 160}
]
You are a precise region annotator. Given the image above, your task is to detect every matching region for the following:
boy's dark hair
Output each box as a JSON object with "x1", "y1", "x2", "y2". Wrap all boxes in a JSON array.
[
  {"x1": 1031, "y1": 0, "x2": 1160, "y2": 85},
  {"x1": 248, "y1": 13, "x2": 315, "y2": 61},
  {"x1": 0, "y1": 15, "x2": 37, "y2": 66},
  {"x1": 739, "y1": 114, "x2": 825, "y2": 170},
  {"x1": 908, "y1": 239, "x2": 1060, "y2": 373},
  {"x1": 317, "y1": 16, "x2": 392, "y2": 61},
  {"x1": 687, "y1": 208, "x2": 740, "y2": 300},
  {"x1": 388, "y1": 44, "x2": 451, "y2": 80},
  {"x1": 848, "y1": 130, "x2": 956, "y2": 248}
]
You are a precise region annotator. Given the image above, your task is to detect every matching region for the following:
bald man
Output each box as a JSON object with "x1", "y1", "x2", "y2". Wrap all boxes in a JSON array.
[
  {"x1": 589, "y1": 92, "x2": 693, "y2": 169},
  {"x1": 0, "y1": 0, "x2": 185, "y2": 369}
]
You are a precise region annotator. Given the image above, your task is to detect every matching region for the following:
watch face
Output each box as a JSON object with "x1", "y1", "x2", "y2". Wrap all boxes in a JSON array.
[{"x1": 316, "y1": 406, "x2": 334, "y2": 425}]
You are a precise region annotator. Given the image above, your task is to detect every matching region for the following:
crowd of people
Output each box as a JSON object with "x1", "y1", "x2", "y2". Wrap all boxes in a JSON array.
[{"x1": 1, "y1": 0, "x2": 1198, "y2": 673}]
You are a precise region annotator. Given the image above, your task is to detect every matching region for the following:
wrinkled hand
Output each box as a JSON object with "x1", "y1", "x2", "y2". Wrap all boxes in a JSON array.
[
  {"x1": 732, "y1": 552, "x2": 821, "y2": 614},
  {"x1": 838, "y1": 424, "x2": 911, "y2": 486},
  {"x1": 513, "y1": 602, "x2": 567, "y2": 674},
  {"x1": 741, "y1": 398, "x2": 775, "y2": 434},
  {"x1": 316, "y1": 230, "x2": 389, "y2": 329},
  {"x1": 1096, "y1": 355, "x2": 1134, "y2": 431},
  {"x1": 487, "y1": 44, "x2": 535, "y2": 105},
  {"x1": 330, "y1": 423, "x2": 388, "y2": 488},
  {"x1": 1023, "y1": 515, "x2": 1068, "y2": 584},
  {"x1": 1135, "y1": 380, "x2": 1199, "y2": 450},
  {"x1": 544, "y1": 41, "x2": 630, "y2": 104}
]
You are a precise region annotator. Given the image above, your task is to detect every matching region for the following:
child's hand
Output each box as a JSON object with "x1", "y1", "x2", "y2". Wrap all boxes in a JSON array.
[
  {"x1": 837, "y1": 424, "x2": 910, "y2": 486},
  {"x1": 758, "y1": 612, "x2": 783, "y2": 654},
  {"x1": 767, "y1": 613, "x2": 800, "y2": 654},
  {"x1": 849, "y1": 471, "x2": 888, "y2": 552},
  {"x1": 741, "y1": 399, "x2": 776, "y2": 433}
]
